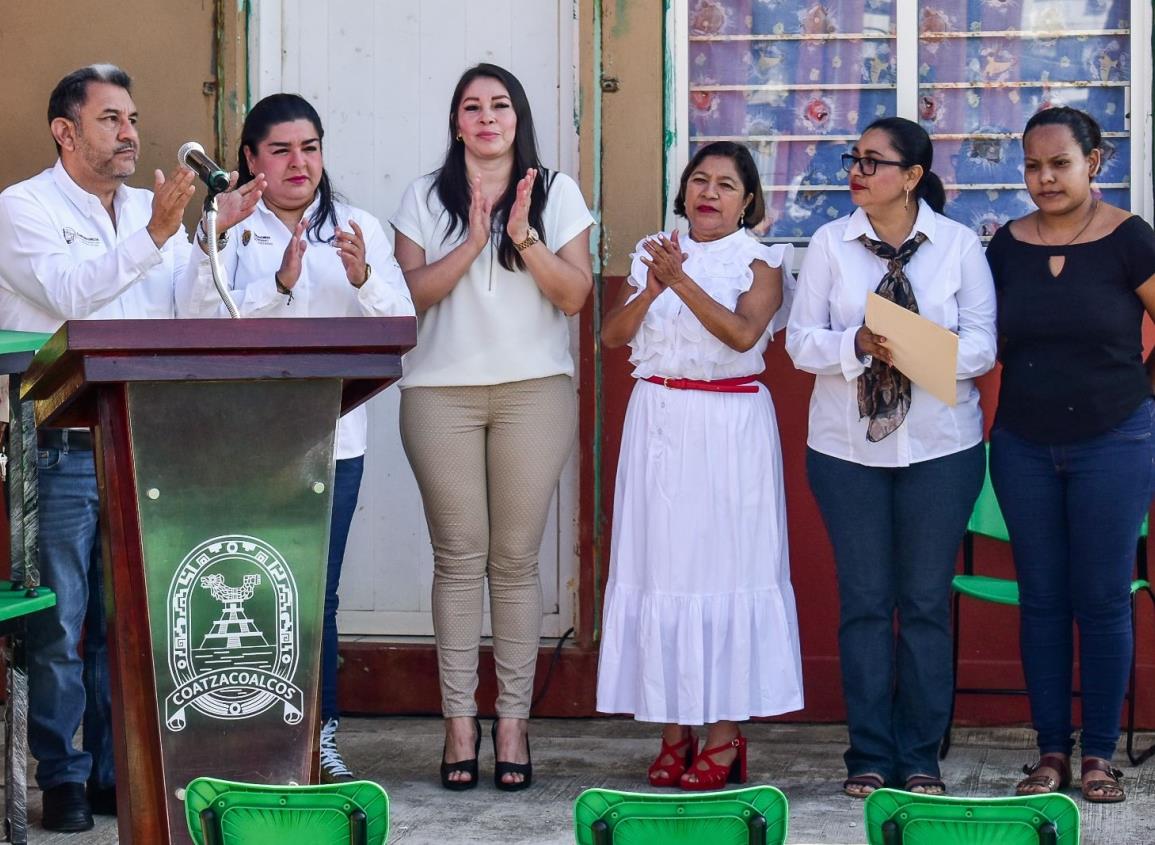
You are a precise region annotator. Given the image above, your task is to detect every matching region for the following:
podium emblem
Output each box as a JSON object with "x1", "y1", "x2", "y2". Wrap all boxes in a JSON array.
[{"x1": 164, "y1": 535, "x2": 304, "y2": 731}]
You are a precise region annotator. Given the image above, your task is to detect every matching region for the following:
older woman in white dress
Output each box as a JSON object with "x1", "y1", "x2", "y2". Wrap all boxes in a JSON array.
[{"x1": 596, "y1": 141, "x2": 803, "y2": 791}]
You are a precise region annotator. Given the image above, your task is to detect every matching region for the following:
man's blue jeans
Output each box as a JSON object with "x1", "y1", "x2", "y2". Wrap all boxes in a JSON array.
[
  {"x1": 990, "y1": 398, "x2": 1155, "y2": 760},
  {"x1": 322, "y1": 455, "x2": 364, "y2": 722},
  {"x1": 807, "y1": 444, "x2": 985, "y2": 783},
  {"x1": 27, "y1": 446, "x2": 114, "y2": 790}
]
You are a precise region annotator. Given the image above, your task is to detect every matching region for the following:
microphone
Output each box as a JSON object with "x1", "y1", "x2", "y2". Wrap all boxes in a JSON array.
[{"x1": 177, "y1": 141, "x2": 231, "y2": 194}]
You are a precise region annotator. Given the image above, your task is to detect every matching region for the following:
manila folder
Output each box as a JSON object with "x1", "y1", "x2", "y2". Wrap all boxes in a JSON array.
[{"x1": 865, "y1": 292, "x2": 959, "y2": 407}]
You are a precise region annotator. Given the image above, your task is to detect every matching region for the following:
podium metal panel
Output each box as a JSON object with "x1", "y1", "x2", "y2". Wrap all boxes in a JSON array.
[{"x1": 126, "y1": 379, "x2": 339, "y2": 843}]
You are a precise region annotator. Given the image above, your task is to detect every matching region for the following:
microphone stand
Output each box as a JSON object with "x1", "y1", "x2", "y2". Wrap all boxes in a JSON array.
[{"x1": 203, "y1": 191, "x2": 240, "y2": 318}]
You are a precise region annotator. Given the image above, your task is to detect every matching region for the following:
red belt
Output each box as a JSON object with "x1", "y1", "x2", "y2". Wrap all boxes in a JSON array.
[{"x1": 642, "y1": 375, "x2": 760, "y2": 394}]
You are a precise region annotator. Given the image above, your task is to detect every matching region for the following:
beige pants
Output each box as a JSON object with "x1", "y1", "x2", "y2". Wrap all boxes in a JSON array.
[{"x1": 399, "y1": 375, "x2": 577, "y2": 718}]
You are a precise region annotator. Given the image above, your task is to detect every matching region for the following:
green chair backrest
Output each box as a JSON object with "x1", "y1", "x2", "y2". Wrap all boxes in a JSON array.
[
  {"x1": 967, "y1": 446, "x2": 1009, "y2": 542},
  {"x1": 0, "y1": 330, "x2": 51, "y2": 356},
  {"x1": 574, "y1": 785, "x2": 788, "y2": 845},
  {"x1": 183, "y1": 777, "x2": 389, "y2": 845},
  {"x1": 864, "y1": 788, "x2": 1080, "y2": 845}
]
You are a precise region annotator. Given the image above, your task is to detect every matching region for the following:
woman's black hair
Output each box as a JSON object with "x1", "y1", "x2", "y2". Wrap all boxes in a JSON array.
[
  {"x1": 862, "y1": 116, "x2": 946, "y2": 213},
  {"x1": 1023, "y1": 106, "x2": 1102, "y2": 179},
  {"x1": 432, "y1": 63, "x2": 549, "y2": 272},
  {"x1": 673, "y1": 141, "x2": 765, "y2": 229},
  {"x1": 237, "y1": 93, "x2": 338, "y2": 243}
]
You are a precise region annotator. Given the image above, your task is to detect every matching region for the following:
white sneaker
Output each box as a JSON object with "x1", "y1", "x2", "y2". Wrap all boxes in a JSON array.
[{"x1": 319, "y1": 717, "x2": 355, "y2": 783}]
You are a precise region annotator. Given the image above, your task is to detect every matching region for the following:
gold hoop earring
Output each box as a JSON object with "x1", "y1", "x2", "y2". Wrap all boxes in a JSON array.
[{"x1": 455, "y1": 133, "x2": 463, "y2": 142}]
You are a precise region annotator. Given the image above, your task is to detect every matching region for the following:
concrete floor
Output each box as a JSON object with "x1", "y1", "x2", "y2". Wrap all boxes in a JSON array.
[{"x1": 14, "y1": 717, "x2": 1155, "y2": 844}]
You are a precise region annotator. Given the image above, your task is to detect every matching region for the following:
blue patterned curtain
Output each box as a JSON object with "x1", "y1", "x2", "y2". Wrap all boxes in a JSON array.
[{"x1": 685, "y1": 0, "x2": 1134, "y2": 242}]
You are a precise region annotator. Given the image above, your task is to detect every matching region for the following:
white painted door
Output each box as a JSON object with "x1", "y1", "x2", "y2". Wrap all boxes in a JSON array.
[{"x1": 251, "y1": 1, "x2": 582, "y2": 638}]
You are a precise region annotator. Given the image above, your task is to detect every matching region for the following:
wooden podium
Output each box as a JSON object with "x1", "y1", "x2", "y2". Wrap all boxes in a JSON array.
[{"x1": 20, "y1": 317, "x2": 415, "y2": 845}]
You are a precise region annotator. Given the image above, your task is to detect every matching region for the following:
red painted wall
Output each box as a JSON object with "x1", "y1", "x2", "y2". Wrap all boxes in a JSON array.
[{"x1": 585, "y1": 275, "x2": 1155, "y2": 727}]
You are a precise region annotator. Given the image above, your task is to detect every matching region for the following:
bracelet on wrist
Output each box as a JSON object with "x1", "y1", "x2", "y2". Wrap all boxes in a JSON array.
[
  {"x1": 197, "y1": 220, "x2": 229, "y2": 251},
  {"x1": 357, "y1": 263, "x2": 372, "y2": 288},
  {"x1": 275, "y1": 272, "x2": 294, "y2": 304}
]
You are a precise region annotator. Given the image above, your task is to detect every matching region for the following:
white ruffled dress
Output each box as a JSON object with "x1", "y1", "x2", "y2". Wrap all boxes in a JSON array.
[{"x1": 595, "y1": 228, "x2": 804, "y2": 725}]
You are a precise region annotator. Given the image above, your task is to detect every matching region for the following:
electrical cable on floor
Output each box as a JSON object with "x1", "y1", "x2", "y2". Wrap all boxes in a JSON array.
[{"x1": 530, "y1": 626, "x2": 575, "y2": 712}]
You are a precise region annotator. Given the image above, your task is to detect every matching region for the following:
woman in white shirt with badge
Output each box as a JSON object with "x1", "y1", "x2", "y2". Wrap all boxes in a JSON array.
[
  {"x1": 176, "y1": 93, "x2": 415, "y2": 783},
  {"x1": 786, "y1": 117, "x2": 996, "y2": 798},
  {"x1": 391, "y1": 63, "x2": 594, "y2": 792}
]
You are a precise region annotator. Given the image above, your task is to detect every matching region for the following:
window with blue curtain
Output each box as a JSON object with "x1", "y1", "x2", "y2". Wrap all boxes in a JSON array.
[
  {"x1": 919, "y1": 0, "x2": 1133, "y2": 236},
  {"x1": 684, "y1": 0, "x2": 1138, "y2": 243}
]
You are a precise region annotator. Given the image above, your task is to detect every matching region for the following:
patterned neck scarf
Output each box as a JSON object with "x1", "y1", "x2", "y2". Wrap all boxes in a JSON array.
[{"x1": 856, "y1": 231, "x2": 928, "y2": 442}]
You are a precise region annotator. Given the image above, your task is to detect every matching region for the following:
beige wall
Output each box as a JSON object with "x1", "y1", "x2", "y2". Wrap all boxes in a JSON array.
[
  {"x1": 0, "y1": 2, "x2": 226, "y2": 222},
  {"x1": 580, "y1": 1, "x2": 666, "y2": 277}
]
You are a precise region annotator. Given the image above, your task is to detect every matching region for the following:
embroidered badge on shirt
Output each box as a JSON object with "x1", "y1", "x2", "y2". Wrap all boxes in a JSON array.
[
  {"x1": 62, "y1": 227, "x2": 100, "y2": 245},
  {"x1": 241, "y1": 229, "x2": 272, "y2": 245}
]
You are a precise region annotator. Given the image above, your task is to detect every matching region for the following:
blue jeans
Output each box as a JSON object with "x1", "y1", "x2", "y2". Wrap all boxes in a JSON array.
[
  {"x1": 989, "y1": 398, "x2": 1155, "y2": 760},
  {"x1": 26, "y1": 447, "x2": 114, "y2": 790},
  {"x1": 322, "y1": 455, "x2": 364, "y2": 722},
  {"x1": 807, "y1": 444, "x2": 985, "y2": 783}
]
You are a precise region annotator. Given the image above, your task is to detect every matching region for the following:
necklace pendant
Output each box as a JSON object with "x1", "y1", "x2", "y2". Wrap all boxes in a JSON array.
[{"x1": 1036, "y1": 198, "x2": 1099, "y2": 247}]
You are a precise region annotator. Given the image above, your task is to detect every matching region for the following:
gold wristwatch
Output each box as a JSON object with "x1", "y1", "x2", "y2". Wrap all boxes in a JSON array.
[{"x1": 514, "y1": 227, "x2": 539, "y2": 252}]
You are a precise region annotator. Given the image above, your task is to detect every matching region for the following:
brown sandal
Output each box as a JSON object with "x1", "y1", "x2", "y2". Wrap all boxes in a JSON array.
[
  {"x1": 904, "y1": 774, "x2": 946, "y2": 795},
  {"x1": 842, "y1": 772, "x2": 885, "y2": 798},
  {"x1": 1081, "y1": 757, "x2": 1125, "y2": 804},
  {"x1": 1016, "y1": 754, "x2": 1071, "y2": 796}
]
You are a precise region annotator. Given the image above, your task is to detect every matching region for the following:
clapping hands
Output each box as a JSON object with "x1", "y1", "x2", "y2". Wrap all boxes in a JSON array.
[
  {"x1": 466, "y1": 174, "x2": 493, "y2": 253},
  {"x1": 640, "y1": 231, "x2": 689, "y2": 293},
  {"x1": 335, "y1": 219, "x2": 369, "y2": 287},
  {"x1": 212, "y1": 172, "x2": 266, "y2": 233},
  {"x1": 275, "y1": 217, "x2": 308, "y2": 291},
  {"x1": 507, "y1": 168, "x2": 536, "y2": 244}
]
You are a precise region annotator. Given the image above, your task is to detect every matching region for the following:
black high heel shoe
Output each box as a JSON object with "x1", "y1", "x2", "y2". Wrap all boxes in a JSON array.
[
  {"x1": 440, "y1": 716, "x2": 482, "y2": 791},
  {"x1": 492, "y1": 718, "x2": 532, "y2": 792}
]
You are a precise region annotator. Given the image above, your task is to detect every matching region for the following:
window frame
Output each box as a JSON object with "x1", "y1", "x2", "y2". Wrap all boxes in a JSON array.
[{"x1": 665, "y1": 0, "x2": 1155, "y2": 247}]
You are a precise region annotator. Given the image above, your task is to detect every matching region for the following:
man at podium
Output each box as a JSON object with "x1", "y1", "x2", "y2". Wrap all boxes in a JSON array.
[{"x1": 0, "y1": 64, "x2": 203, "y2": 833}]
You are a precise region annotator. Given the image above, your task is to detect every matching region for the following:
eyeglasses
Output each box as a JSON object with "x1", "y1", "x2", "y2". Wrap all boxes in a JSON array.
[{"x1": 841, "y1": 153, "x2": 907, "y2": 176}]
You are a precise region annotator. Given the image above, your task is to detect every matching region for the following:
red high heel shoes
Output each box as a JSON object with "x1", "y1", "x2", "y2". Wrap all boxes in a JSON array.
[
  {"x1": 679, "y1": 732, "x2": 747, "y2": 791},
  {"x1": 648, "y1": 729, "x2": 698, "y2": 786}
]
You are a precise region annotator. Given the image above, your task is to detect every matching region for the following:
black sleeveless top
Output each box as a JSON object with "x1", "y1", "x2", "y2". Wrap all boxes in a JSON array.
[{"x1": 986, "y1": 215, "x2": 1155, "y2": 444}]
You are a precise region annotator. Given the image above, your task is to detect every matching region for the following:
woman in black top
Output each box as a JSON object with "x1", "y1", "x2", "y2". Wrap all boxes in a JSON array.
[{"x1": 986, "y1": 106, "x2": 1155, "y2": 804}]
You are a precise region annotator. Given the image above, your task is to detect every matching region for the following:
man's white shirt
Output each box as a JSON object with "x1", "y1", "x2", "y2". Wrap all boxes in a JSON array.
[
  {"x1": 0, "y1": 160, "x2": 188, "y2": 332},
  {"x1": 0, "y1": 160, "x2": 189, "y2": 422}
]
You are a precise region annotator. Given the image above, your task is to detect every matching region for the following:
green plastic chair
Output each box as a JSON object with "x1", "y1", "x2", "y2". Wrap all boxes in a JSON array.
[
  {"x1": 0, "y1": 583, "x2": 56, "y2": 845},
  {"x1": 943, "y1": 443, "x2": 1155, "y2": 764},
  {"x1": 183, "y1": 777, "x2": 389, "y2": 845},
  {"x1": 573, "y1": 785, "x2": 787, "y2": 845},
  {"x1": 2, "y1": 328, "x2": 56, "y2": 844},
  {"x1": 863, "y1": 788, "x2": 1079, "y2": 844}
]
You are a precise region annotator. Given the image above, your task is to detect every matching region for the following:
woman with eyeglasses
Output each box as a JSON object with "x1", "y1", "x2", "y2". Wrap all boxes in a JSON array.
[{"x1": 786, "y1": 117, "x2": 997, "y2": 798}]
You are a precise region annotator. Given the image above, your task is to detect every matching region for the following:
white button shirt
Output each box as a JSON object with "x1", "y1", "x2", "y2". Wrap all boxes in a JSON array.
[
  {"x1": 0, "y1": 161, "x2": 187, "y2": 332},
  {"x1": 176, "y1": 195, "x2": 415, "y2": 459},
  {"x1": 0, "y1": 161, "x2": 189, "y2": 423},
  {"x1": 785, "y1": 200, "x2": 997, "y2": 467}
]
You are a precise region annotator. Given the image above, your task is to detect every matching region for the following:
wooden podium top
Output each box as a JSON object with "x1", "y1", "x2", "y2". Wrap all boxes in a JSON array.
[{"x1": 21, "y1": 317, "x2": 416, "y2": 427}]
